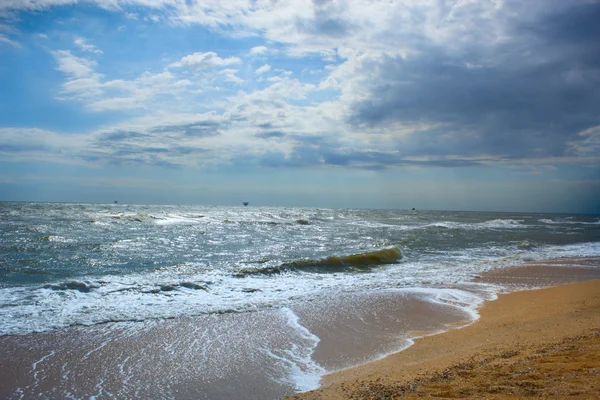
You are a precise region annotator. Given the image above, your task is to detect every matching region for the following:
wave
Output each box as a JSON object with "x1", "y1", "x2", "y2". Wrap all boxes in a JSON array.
[
  {"x1": 42, "y1": 280, "x2": 210, "y2": 294},
  {"x1": 39, "y1": 235, "x2": 74, "y2": 243},
  {"x1": 153, "y1": 215, "x2": 205, "y2": 225},
  {"x1": 109, "y1": 213, "x2": 152, "y2": 223},
  {"x1": 539, "y1": 218, "x2": 558, "y2": 224},
  {"x1": 517, "y1": 240, "x2": 537, "y2": 250},
  {"x1": 88, "y1": 209, "x2": 316, "y2": 227},
  {"x1": 2, "y1": 241, "x2": 599, "y2": 336},
  {"x1": 540, "y1": 218, "x2": 600, "y2": 225},
  {"x1": 43, "y1": 281, "x2": 101, "y2": 292},
  {"x1": 236, "y1": 247, "x2": 402, "y2": 276},
  {"x1": 425, "y1": 219, "x2": 526, "y2": 230}
]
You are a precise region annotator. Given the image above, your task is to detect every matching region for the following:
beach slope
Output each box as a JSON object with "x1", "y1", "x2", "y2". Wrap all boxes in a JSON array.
[{"x1": 289, "y1": 279, "x2": 600, "y2": 399}]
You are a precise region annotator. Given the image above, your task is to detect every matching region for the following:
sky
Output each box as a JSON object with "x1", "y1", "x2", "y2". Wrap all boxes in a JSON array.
[{"x1": 0, "y1": 0, "x2": 599, "y2": 213}]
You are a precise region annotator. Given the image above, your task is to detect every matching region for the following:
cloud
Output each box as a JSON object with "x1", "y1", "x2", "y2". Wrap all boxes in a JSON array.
[
  {"x1": 52, "y1": 50, "x2": 197, "y2": 111},
  {"x1": 0, "y1": 34, "x2": 19, "y2": 47},
  {"x1": 170, "y1": 51, "x2": 241, "y2": 69},
  {"x1": 0, "y1": 22, "x2": 20, "y2": 47},
  {"x1": 325, "y1": 2, "x2": 600, "y2": 163},
  {"x1": 258, "y1": 145, "x2": 323, "y2": 168},
  {"x1": 255, "y1": 64, "x2": 271, "y2": 75},
  {"x1": 74, "y1": 37, "x2": 102, "y2": 54},
  {"x1": 52, "y1": 50, "x2": 97, "y2": 78},
  {"x1": 95, "y1": 130, "x2": 149, "y2": 142},
  {"x1": 149, "y1": 121, "x2": 222, "y2": 137},
  {"x1": 0, "y1": 127, "x2": 88, "y2": 163},
  {"x1": 255, "y1": 131, "x2": 286, "y2": 139},
  {"x1": 62, "y1": 112, "x2": 235, "y2": 167},
  {"x1": 219, "y1": 68, "x2": 243, "y2": 84},
  {"x1": 2, "y1": 0, "x2": 600, "y2": 174},
  {"x1": 250, "y1": 46, "x2": 267, "y2": 55},
  {"x1": 569, "y1": 125, "x2": 600, "y2": 157},
  {"x1": 294, "y1": 0, "x2": 353, "y2": 38}
]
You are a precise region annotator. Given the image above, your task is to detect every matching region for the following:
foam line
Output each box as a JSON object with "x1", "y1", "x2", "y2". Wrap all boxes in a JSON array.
[{"x1": 269, "y1": 307, "x2": 326, "y2": 392}]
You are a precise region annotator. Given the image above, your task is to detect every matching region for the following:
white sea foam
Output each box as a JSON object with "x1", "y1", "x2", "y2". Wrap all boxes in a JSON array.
[
  {"x1": 415, "y1": 287, "x2": 496, "y2": 321},
  {"x1": 425, "y1": 219, "x2": 526, "y2": 230},
  {"x1": 46, "y1": 235, "x2": 74, "y2": 243},
  {"x1": 1, "y1": 240, "x2": 599, "y2": 336},
  {"x1": 153, "y1": 214, "x2": 205, "y2": 225},
  {"x1": 266, "y1": 308, "x2": 326, "y2": 392},
  {"x1": 540, "y1": 218, "x2": 599, "y2": 225}
]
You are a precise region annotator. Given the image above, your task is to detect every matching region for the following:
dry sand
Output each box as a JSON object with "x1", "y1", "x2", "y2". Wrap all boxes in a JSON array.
[{"x1": 289, "y1": 278, "x2": 600, "y2": 399}]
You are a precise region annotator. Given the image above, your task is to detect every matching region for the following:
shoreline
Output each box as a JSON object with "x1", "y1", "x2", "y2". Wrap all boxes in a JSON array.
[
  {"x1": 288, "y1": 276, "x2": 600, "y2": 399},
  {"x1": 1, "y1": 258, "x2": 599, "y2": 399}
]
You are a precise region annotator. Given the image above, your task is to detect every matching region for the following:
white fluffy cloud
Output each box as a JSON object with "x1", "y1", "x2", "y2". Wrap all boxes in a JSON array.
[
  {"x1": 170, "y1": 51, "x2": 240, "y2": 69},
  {"x1": 249, "y1": 46, "x2": 267, "y2": 55},
  {"x1": 255, "y1": 64, "x2": 271, "y2": 75},
  {"x1": 53, "y1": 50, "x2": 97, "y2": 78},
  {"x1": 52, "y1": 50, "x2": 198, "y2": 111},
  {"x1": 74, "y1": 37, "x2": 102, "y2": 54}
]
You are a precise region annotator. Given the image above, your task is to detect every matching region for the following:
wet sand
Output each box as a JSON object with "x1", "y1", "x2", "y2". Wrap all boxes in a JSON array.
[
  {"x1": 476, "y1": 256, "x2": 600, "y2": 290},
  {"x1": 0, "y1": 290, "x2": 482, "y2": 399},
  {"x1": 289, "y1": 260, "x2": 600, "y2": 399}
]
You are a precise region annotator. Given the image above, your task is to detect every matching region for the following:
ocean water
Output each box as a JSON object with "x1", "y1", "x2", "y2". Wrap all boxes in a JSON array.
[{"x1": 1, "y1": 202, "x2": 599, "y2": 398}]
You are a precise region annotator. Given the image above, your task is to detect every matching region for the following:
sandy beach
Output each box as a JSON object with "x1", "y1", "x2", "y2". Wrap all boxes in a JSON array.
[{"x1": 290, "y1": 275, "x2": 600, "y2": 399}]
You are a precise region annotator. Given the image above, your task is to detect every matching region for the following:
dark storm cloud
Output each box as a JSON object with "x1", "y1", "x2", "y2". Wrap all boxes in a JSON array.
[
  {"x1": 349, "y1": 3, "x2": 600, "y2": 161},
  {"x1": 533, "y1": 3, "x2": 600, "y2": 51},
  {"x1": 296, "y1": 0, "x2": 352, "y2": 38}
]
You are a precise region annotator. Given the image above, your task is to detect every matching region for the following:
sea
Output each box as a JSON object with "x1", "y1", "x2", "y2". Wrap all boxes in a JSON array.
[{"x1": 1, "y1": 202, "x2": 599, "y2": 399}]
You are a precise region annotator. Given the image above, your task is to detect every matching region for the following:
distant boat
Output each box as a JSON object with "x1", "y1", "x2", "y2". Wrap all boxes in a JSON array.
[
  {"x1": 243, "y1": 202, "x2": 249, "y2": 206},
  {"x1": 114, "y1": 201, "x2": 118, "y2": 204}
]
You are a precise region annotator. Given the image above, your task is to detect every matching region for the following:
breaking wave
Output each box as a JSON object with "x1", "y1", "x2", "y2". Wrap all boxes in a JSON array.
[
  {"x1": 41, "y1": 280, "x2": 210, "y2": 294},
  {"x1": 540, "y1": 218, "x2": 600, "y2": 225},
  {"x1": 237, "y1": 247, "x2": 402, "y2": 276},
  {"x1": 425, "y1": 219, "x2": 526, "y2": 230}
]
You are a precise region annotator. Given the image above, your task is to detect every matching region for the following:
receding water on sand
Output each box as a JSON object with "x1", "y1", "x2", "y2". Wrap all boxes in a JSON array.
[{"x1": 0, "y1": 287, "x2": 494, "y2": 399}]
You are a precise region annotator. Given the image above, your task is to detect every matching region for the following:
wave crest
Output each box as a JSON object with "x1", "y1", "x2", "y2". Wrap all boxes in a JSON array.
[{"x1": 236, "y1": 247, "x2": 402, "y2": 276}]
